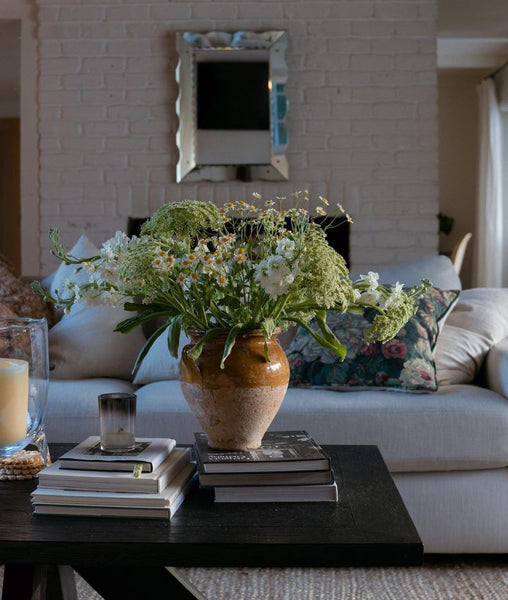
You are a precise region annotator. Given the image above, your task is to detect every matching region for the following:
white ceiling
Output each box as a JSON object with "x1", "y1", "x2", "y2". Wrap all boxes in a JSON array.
[
  {"x1": 438, "y1": 0, "x2": 508, "y2": 68},
  {"x1": 438, "y1": 0, "x2": 508, "y2": 38}
]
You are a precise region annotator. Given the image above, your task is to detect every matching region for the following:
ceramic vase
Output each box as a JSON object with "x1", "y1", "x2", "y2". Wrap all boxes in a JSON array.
[{"x1": 179, "y1": 329, "x2": 289, "y2": 450}]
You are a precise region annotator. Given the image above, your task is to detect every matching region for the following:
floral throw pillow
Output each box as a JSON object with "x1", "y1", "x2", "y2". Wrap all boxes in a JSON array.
[{"x1": 287, "y1": 288, "x2": 459, "y2": 393}]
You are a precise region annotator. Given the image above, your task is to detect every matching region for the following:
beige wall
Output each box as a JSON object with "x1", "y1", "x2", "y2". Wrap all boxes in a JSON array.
[
  {"x1": 0, "y1": 1, "x2": 39, "y2": 276},
  {"x1": 438, "y1": 68, "x2": 489, "y2": 289}
]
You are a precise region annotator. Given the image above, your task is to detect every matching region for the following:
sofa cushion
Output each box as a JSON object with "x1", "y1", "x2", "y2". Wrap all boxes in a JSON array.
[
  {"x1": 133, "y1": 331, "x2": 190, "y2": 385},
  {"x1": 287, "y1": 288, "x2": 459, "y2": 392},
  {"x1": 435, "y1": 288, "x2": 508, "y2": 385},
  {"x1": 48, "y1": 234, "x2": 146, "y2": 380},
  {"x1": 45, "y1": 376, "x2": 508, "y2": 472},
  {"x1": 350, "y1": 254, "x2": 461, "y2": 290},
  {"x1": 49, "y1": 305, "x2": 146, "y2": 380},
  {"x1": 128, "y1": 380, "x2": 508, "y2": 473},
  {"x1": 353, "y1": 254, "x2": 462, "y2": 290},
  {"x1": 486, "y1": 335, "x2": 508, "y2": 398}
]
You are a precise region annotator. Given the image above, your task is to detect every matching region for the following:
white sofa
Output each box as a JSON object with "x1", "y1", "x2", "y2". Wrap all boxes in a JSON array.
[{"x1": 43, "y1": 255, "x2": 508, "y2": 554}]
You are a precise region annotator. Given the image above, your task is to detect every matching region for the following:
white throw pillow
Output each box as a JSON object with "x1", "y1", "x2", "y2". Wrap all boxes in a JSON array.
[
  {"x1": 435, "y1": 288, "x2": 508, "y2": 385},
  {"x1": 48, "y1": 234, "x2": 145, "y2": 380},
  {"x1": 351, "y1": 255, "x2": 462, "y2": 291},
  {"x1": 49, "y1": 304, "x2": 146, "y2": 381},
  {"x1": 133, "y1": 331, "x2": 190, "y2": 385}
]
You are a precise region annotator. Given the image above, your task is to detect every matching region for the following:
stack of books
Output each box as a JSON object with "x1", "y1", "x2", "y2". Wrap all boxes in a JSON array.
[
  {"x1": 194, "y1": 430, "x2": 338, "y2": 503},
  {"x1": 31, "y1": 436, "x2": 197, "y2": 519}
]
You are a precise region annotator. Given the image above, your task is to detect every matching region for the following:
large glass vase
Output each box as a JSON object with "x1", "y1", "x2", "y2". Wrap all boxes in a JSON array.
[{"x1": 0, "y1": 318, "x2": 50, "y2": 463}]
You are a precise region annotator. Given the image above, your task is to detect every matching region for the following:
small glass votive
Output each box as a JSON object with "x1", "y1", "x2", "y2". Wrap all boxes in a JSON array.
[{"x1": 98, "y1": 393, "x2": 136, "y2": 452}]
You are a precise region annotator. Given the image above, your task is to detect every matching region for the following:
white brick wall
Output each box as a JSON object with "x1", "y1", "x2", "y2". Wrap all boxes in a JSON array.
[{"x1": 35, "y1": 0, "x2": 439, "y2": 275}]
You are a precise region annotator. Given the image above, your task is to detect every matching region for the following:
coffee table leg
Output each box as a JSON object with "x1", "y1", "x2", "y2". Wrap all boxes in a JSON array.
[
  {"x1": 2, "y1": 564, "x2": 70, "y2": 600},
  {"x1": 74, "y1": 566, "x2": 206, "y2": 600},
  {"x1": 2, "y1": 565, "x2": 77, "y2": 600},
  {"x1": 2, "y1": 565, "x2": 38, "y2": 600}
]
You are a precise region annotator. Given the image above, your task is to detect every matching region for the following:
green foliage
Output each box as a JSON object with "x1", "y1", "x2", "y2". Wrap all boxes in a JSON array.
[
  {"x1": 40, "y1": 196, "x2": 428, "y2": 369},
  {"x1": 141, "y1": 201, "x2": 223, "y2": 241}
]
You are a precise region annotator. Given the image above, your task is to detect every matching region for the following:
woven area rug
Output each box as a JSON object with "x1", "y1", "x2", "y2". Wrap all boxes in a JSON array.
[
  {"x1": 2, "y1": 559, "x2": 505, "y2": 600},
  {"x1": 177, "y1": 561, "x2": 508, "y2": 600}
]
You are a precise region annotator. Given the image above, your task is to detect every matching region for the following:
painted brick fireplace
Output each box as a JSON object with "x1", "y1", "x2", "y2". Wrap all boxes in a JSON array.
[{"x1": 35, "y1": 0, "x2": 439, "y2": 275}]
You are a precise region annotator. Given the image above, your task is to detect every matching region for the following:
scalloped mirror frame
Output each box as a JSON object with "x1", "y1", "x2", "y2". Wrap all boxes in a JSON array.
[{"x1": 176, "y1": 30, "x2": 289, "y2": 183}]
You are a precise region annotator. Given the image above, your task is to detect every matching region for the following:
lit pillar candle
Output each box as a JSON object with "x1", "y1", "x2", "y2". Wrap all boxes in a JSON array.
[{"x1": 0, "y1": 359, "x2": 29, "y2": 446}]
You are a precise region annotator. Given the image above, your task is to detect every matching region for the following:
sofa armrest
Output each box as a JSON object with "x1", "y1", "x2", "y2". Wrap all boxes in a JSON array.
[{"x1": 486, "y1": 335, "x2": 508, "y2": 398}]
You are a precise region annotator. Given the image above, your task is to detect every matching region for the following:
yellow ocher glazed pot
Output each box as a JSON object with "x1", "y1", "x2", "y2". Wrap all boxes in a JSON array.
[{"x1": 179, "y1": 329, "x2": 289, "y2": 450}]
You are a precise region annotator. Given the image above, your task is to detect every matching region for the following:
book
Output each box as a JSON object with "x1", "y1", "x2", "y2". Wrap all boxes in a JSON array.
[
  {"x1": 38, "y1": 447, "x2": 192, "y2": 494},
  {"x1": 33, "y1": 504, "x2": 180, "y2": 519},
  {"x1": 194, "y1": 431, "x2": 331, "y2": 474},
  {"x1": 58, "y1": 436, "x2": 176, "y2": 473},
  {"x1": 33, "y1": 466, "x2": 198, "y2": 519},
  {"x1": 198, "y1": 469, "x2": 333, "y2": 487},
  {"x1": 214, "y1": 480, "x2": 339, "y2": 503},
  {"x1": 32, "y1": 463, "x2": 196, "y2": 508}
]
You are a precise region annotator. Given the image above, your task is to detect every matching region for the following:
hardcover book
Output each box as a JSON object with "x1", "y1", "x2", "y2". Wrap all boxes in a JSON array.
[
  {"x1": 58, "y1": 436, "x2": 176, "y2": 473},
  {"x1": 38, "y1": 447, "x2": 192, "y2": 494},
  {"x1": 32, "y1": 463, "x2": 197, "y2": 519},
  {"x1": 198, "y1": 469, "x2": 333, "y2": 487},
  {"x1": 214, "y1": 480, "x2": 339, "y2": 503},
  {"x1": 194, "y1": 431, "x2": 331, "y2": 474}
]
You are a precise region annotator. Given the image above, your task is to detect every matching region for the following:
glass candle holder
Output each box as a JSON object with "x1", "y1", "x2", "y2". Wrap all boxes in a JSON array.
[
  {"x1": 0, "y1": 318, "x2": 50, "y2": 464},
  {"x1": 98, "y1": 393, "x2": 136, "y2": 452}
]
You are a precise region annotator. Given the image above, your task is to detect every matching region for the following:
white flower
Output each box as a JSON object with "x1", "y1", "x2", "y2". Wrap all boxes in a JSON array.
[
  {"x1": 100, "y1": 231, "x2": 129, "y2": 260},
  {"x1": 254, "y1": 255, "x2": 299, "y2": 299},
  {"x1": 359, "y1": 271, "x2": 380, "y2": 290},
  {"x1": 99, "y1": 289, "x2": 123, "y2": 307},
  {"x1": 383, "y1": 282, "x2": 405, "y2": 309},
  {"x1": 276, "y1": 238, "x2": 295, "y2": 260},
  {"x1": 266, "y1": 254, "x2": 285, "y2": 271},
  {"x1": 358, "y1": 290, "x2": 381, "y2": 305},
  {"x1": 89, "y1": 270, "x2": 104, "y2": 285},
  {"x1": 63, "y1": 278, "x2": 75, "y2": 293},
  {"x1": 194, "y1": 239, "x2": 209, "y2": 253}
]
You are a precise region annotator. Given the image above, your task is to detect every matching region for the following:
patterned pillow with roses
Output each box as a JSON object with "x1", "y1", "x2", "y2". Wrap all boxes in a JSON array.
[{"x1": 287, "y1": 288, "x2": 459, "y2": 392}]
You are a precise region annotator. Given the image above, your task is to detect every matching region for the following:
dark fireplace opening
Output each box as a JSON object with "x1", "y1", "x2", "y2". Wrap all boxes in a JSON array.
[{"x1": 127, "y1": 215, "x2": 350, "y2": 267}]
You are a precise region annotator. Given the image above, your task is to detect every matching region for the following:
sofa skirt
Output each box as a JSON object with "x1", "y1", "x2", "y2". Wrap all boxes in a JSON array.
[{"x1": 394, "y1": 469, "x2": 508, "y2": 553}]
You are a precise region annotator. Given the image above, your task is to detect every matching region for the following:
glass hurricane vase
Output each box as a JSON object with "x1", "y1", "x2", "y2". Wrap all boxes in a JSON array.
[{"x1": 0, "y1": 318, "x2": 50, "y2": 464}]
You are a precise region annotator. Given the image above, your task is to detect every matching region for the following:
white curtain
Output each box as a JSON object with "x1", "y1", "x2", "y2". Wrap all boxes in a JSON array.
[{"x1": 473, "y1": 78, "x2": 504, "y2": 287}]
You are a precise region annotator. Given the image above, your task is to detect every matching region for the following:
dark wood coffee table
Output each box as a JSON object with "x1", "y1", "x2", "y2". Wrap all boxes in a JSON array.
[{"x1": 0, "y1": 444, "x2": 422, "y2": 599}]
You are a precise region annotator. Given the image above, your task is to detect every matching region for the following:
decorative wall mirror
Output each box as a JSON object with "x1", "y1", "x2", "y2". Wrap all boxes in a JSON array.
[{"x1": 176, "y1": 30, "x2": 289, "y2": 183}]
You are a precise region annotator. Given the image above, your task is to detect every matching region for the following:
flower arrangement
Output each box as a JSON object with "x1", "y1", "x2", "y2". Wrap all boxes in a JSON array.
[{"x1": 35, "y1": 192, "x2": 428, "y2": 370}]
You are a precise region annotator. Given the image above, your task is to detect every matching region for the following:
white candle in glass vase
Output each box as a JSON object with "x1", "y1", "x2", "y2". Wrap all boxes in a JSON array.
[{"x1": 0, "y1": 359, "x2": 29, "y2": 446}]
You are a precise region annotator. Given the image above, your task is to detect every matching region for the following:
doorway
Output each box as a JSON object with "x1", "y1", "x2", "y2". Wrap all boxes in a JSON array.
[{"x1": 0, "y1": 19, "x2": 21, "y2": 273}]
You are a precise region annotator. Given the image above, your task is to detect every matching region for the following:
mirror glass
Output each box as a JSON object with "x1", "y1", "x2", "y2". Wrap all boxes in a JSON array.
[{"x1": 176, "y1": 31, "x2": 289, "y2": 183}]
